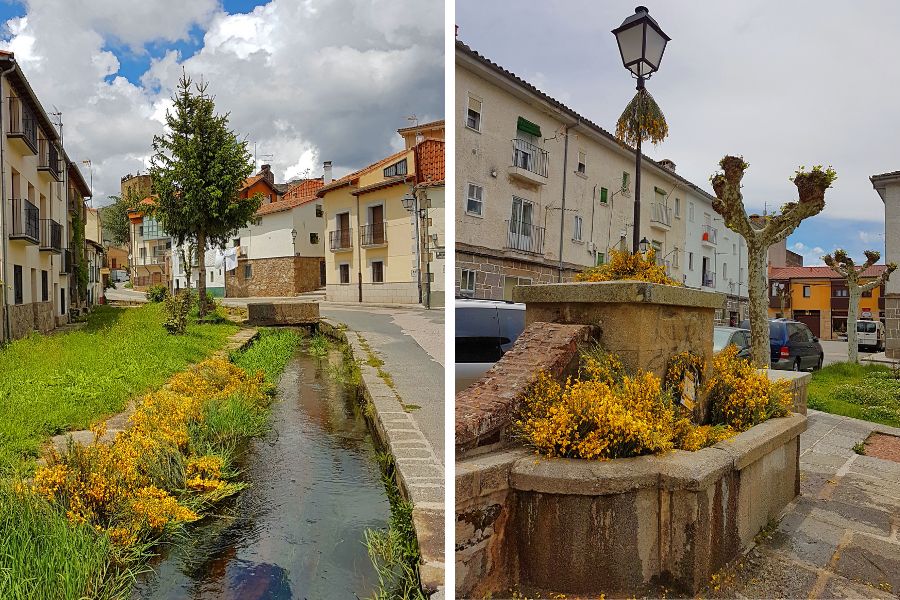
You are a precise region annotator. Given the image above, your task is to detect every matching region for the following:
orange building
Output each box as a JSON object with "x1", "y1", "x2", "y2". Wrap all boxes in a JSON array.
[
  {"x1": 768, "y1": 265, "x2": 889, "y2": 340},
  {"x1": 240, "y1": 164, "x2": 283, "y2": 204}
]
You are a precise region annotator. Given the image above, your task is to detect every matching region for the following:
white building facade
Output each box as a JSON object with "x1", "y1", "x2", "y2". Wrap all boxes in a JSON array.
[{"x1": 872, "y1": 169, "x2": 900, "y2": 358}]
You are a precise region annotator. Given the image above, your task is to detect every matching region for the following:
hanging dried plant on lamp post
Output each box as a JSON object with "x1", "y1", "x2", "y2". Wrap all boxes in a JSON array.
[{"x1": 615, "y1": 88, "x2": 669, "y2": 148}]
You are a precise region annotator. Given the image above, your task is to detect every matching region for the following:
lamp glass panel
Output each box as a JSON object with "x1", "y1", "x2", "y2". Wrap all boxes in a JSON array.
[
  {"x1": 615, "y1": 24, "x2": 645, "y2": 68},
  {"x1": 643, "y1": 27, "x2": 667, "y2": 69}
]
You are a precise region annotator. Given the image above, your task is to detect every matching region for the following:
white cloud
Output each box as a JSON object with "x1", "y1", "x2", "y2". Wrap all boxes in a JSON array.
[
  {"x1": 0, "y1": 0, "x2": 443, "y2": 202},
  {"x1": 858, "y1": 230, "x2": 884, "y2": 245}
]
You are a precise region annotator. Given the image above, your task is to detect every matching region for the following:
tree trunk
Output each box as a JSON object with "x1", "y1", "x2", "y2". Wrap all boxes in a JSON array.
[
  {"x1": 747, "y1": 243, "x2": 770, "y2": 367},
  {"x1": 848, "y1": 286, "x2": 861, "y2": 364},
  {"x1": 197, "y1": 230, "x2": 207, "y2": 317},
  {"x1": 180, "y1": 244, "x2": 193, "y2": 294}
]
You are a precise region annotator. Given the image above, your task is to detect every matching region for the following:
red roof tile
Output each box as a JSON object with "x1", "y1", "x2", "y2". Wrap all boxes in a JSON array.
[
  {"x1": 769, "y1": 265, "x2": 888, "y2": 279},
  {"x1": 415, "y1": 139, "x2": 444, "y2": 184}
]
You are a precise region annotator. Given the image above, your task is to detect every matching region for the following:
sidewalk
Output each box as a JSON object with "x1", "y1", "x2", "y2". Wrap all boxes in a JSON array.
[{"x1": 709, "y1": 410, "x2": 900, "y2": 598}]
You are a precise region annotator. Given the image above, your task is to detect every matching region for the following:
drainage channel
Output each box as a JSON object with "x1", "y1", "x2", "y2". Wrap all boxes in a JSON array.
[{"x1": 131, "y1": 348, "x2": 390, "y2": 599}]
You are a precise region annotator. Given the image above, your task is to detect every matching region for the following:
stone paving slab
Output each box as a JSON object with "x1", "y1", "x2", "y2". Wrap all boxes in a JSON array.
[{"x1": 708, "y1": 410, "x2": 900, "y2": 598}]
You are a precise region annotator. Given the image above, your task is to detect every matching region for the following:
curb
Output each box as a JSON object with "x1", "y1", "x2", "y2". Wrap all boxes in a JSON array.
[{"x1": 319, "y1": 318, "x2": 445, "y2": 597}]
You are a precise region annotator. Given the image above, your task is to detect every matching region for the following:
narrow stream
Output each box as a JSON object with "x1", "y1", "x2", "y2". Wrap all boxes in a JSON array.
[{"x1": 131, "y1": 349, "x2": 390, "y2": 599}]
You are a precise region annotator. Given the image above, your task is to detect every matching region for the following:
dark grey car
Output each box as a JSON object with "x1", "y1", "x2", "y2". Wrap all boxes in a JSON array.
[{"x1": 713, "y1": 326, "x2": 751, "y2": 360}]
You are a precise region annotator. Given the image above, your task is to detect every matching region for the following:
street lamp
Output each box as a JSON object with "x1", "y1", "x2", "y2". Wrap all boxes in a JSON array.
[
  {"x1": 290, "y1": 228, "x2": 297, "y2": 256},
  {"x1": 401, "y1": 193, "x2": 416, "y2": 211},
  {"x1": 612, "y1": 6, "x2": 670, "y2": 253},
  {"x1": 639, "y1": 237, "x2": 650, "y2": 253}
]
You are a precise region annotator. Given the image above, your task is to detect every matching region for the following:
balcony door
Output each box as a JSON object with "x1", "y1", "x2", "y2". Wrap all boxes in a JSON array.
[
  {"x1": 337, "y1": 212, "x2": 350, "y2": 248},
  {"x1": 513, "y1": 132, "x2": 537, "y2": 171},
  {"x1": 509, "y1": 197, "x2": 534, "y2": 253},
  {"x1": 369, "y1": 204, "x2": 385, "y2": 245}
]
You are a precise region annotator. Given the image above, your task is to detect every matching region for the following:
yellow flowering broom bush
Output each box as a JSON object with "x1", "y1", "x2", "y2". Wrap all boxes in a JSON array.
[
  {"x1": 575, "y1": 248, "x2": 680, "y2": 286},
  {"x1": 31, "y1": 357, "x2": 269, "y2": 548},
  {"x1": 517, "y1": 344, "x2": 794, "y2": 460},
  {"x1": 706, "y1": 345, "x2": 793, "y2": 431}
]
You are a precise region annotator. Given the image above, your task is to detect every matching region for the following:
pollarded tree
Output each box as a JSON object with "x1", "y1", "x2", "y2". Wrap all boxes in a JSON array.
[
  {"x1": 150, "y1": 71, "x2": 259, "y2": 316},
  {"x1": 823, "y1": 249, "x2": 896, "y2": 363},
  {"x1": 710, "y1": 156, "x2": 837, "y2": 367}
]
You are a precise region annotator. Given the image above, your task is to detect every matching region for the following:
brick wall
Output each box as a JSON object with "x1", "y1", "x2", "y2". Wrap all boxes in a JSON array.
[
  {"x1": 456, "y1": 322, "x2": 594, "y2": 452},
  {"x1": 226, "y1": 256, "x2": 322, "y2": 298},
  {"x1": 456, "y1": 249, "x2": 581, "y2": 300}
]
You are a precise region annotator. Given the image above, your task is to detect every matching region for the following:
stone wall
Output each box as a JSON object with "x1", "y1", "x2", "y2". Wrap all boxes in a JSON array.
[
  {"x1": 456, "y1": 247, "x2": 581, "y2": 300},
  {"x1": 885, "y1": 294, "x2": 900, "y2": 359},
  {"x1": 226, "y1": 256, "x2": 322, "y2": 298},
  {"x1": 33, "y1": 302, "x2": 54, "y2": 333},
  {"x1": 247, "y1": 302, "x2": 319, "y2": 326},
  {"x1": 0, "y1": 306, "x2": 4, "y2": 343},
  {"x1": 9, "y1": 303, "x2": 35, "y2": 339}
]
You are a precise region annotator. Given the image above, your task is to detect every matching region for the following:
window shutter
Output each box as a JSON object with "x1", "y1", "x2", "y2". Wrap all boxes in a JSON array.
[{"x1": 516, "y1": 116, "x2": 542, "y2": 137}]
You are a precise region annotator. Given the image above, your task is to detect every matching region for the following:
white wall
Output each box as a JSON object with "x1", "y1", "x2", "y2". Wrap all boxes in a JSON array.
[{"x1": 235, "y1": 202, "x2": 324, "y2": 260}]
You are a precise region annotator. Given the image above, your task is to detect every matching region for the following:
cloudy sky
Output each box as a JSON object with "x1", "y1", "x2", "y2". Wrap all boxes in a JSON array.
[
  {"x1": 456, "y1": 0, "x2": 900, "y2": 265},
  {"x1": 0, "y1": 0, "x2": 443, "y2": 204}
]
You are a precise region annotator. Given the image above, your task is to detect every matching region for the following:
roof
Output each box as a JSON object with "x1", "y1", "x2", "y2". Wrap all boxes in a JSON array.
[
  {"x1": 67, "y1": 161, "x2": 92, "y2": 197},
  {"x1": 397, "y1": 119, "x2": 444, "y2": 135},
  {"x1": 285, "y1": 177, "x2": 324, "y2": 200},
  {"x1": 415, "y1": 139, "x2": 444, "y2": 183},
  {"x1": 769, "y1": 265, "x2": 889, "y2": 280},
  {"x1": 316, "y1": 147, "x2": 411, "y2": 196},
  {"x1": 241, "y1": 174, "x2": 279, "y2": 194},
  {"x1": 255, "y1": 194, "x2": 318, "y2": 216},
  {"x1": 871, "y1": 170, "x2": 900, "y2": 182},
  {"x1": 456, "y1": 40, "x2": 716, "y2": 202}
]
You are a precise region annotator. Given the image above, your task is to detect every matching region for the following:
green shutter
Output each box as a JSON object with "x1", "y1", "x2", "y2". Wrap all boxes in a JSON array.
[
  {"x1": 600, "y1": 187, "x2": 608, "y2": 204},
  {"x1": 516, "y1": 116, "x2": 542, "y2": 137}
]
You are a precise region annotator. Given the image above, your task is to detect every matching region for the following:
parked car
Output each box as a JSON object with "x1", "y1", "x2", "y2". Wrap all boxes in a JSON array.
[
  {"x1": 455, "y1": 298, "x2": 526, "y2": 392},
  {"x1": 713, "y1": 326, "x2": 751, "y2": 360},
  {"x1": 855, "y1": 319, "x2": 885, "y2": 352},
  {"x1": 740, "y1": 318, "x2": 824, "y2": 371}
]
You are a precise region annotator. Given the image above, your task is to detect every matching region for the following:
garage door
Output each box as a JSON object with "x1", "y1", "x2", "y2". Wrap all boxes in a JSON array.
[{"x1": 794, "y1": 311, "x2": 820, "y2": 338}]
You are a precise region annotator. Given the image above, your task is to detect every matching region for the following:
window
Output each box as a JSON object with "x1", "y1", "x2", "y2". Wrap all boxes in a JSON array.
[
  {"x1": 689, "y1": 202, "x2": 695, "y2": 222},
  {"x1": 862, "y1": 288, "x2": 873, "y2": 298},
  {"x1": 599, "y1": 187, "x2": 608, "y2": 205},
  {"x1": 503, "y1": 276, "x2": 532, "y2": 301},
  {"x1": 466, "y1": 183, "x2": 484, "y2": 216},
  {"x1": 139, "y1": 247, "x2": 146, "y2": 259},
  {"x1": 209, "y1": 271, "x2": 214, "y2": 282},
  {"x1": 733, "y1": 243, "x2": 737, "y2": 255},
  {"x1": 339, "y1": 263, "x2": 350, "y2": 284},
  {"x1": 655, "y1": 187, "x2": 666, "y2": 205},
  {"x1": 573, "y1": 215, "x2": 583, "y2": 241},
  {"x1": 371, "y1": 260, "x2": 384, "y2": 283},
  {"x1": 460, "y1": 269, "x2": 475, "y2": 295},
  {"x1": 315, "y1": 204, "x2": 323, "y2": 217},
  {"x1": 577, "y1": 151, "x2": 586, "y2": 174},
  {"x1": 723, "y1": 263, "x2": 728, "y2": 280},
  {"x1": 244, "y1": 263, "x2": 252, "y2": 279},
  {"x1": 596, "y1": 252, "x2": 606, "y2": 266},
  {"x1": 310, "y1": 232, "x2": 319, "y2": 245},
  {"x1": 233, "y1": 238, "x2": 240, "y2": 248},
  {"x1": 622, "y1": 172, "x2": 630, "y2": 194},
  {"x1": 41, "y1": 270, "x2": 48, "y2": 302},
  {"x1": 466, "y1": 95, "x2": 482, "y2": 131},
  {"x1": 674, "y1": 198, "x2": 681, "y2": 217},
  {"x1": 13, "y1": 265, "x2": 22, "y2": 304},
  {"x1": 138, "y1": 225, "x2": 144, "y2": 237},
  {"x1": 383, "y1": 159, "x2": 407, "y2": 178},
  {"x1": 803, "y1": 285, "x2": 811, "y2": 298}
]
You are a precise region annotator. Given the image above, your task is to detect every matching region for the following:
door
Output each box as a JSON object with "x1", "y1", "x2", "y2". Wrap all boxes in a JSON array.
[
  {"x1": 508, "y1": 197, "x2": 533, "y2": 252},
  {"x1": 370, "y1": 205, "x2": 385, "y2": 244},
  {"x1": 319, "y1": 259, "x2": 326, "y2": 287},
  {"x1": 337, "y1": 213, "x2": 350, "y2": 248}
]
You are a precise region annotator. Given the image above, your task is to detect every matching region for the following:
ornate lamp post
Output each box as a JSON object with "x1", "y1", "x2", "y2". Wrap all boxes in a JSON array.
[{"x1": 612, "y1": 6, "x2": 670, "y2": 253}]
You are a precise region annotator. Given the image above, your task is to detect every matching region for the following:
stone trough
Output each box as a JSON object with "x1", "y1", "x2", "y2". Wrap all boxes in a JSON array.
[
  {"x1": 455, "y1": 281, "x2": 809, "y2": 598},
  {"x1": 246, "y1": 301, "x2": 319, "y2": 326}
]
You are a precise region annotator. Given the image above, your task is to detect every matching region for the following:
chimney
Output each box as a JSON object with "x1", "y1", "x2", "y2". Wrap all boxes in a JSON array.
[
  {"x1": 659, "y1": 158, "x2": 676, "y2": 172},
  {"x1": 323, "y1": 160, "x2": 333, "y2": 183},
  {"x1": 260, "y1": 163, "x2": 274, "y2": 184}
]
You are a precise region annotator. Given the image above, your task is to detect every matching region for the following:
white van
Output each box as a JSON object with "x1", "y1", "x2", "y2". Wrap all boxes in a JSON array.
[
  {"x1": 455, "y1": 299, "x2": 526, "y2": 392},
  {"x1": 856, "y1": 320, "x2": 884, "y2": 352}
]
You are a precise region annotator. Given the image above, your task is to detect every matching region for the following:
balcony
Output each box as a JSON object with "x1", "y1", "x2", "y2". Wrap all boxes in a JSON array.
[
  {"x1": 38, "y1": 137, "x2": 62, "y2": 181},
  {"x1": 39, "y1": 219, "x2": 62, "y2": 253},
  {"x1": 329, "y1": 228, "x2": 353, "y2": 252},
  {"x1": 650, "y1": 203, "x2": 673, "y2": 230},
  {"x1": 7, "y1": 96, "x2": 38, "y2": 154},
  {"x1": 360, "y1": 222, "x2": 386, "y2": 247},
  {"x1": 701, "y1": 225, "x2": 718, "y2": 246},
  {"x1": 505, "y1": 220, "x2": 545, "y2": 255},
  {"x1": 508, "y1": 138, "x2": 549, "y2": 185},
  {"x1": 656, "y1": 257, "x2": 673, "y2": 275},
  {"x1": 9, "y1": 198, "x2": 39, "y2": 243},
  {"x1": 60, "y1": 249, "x2": 73, "y2": 274},
  {"x1": 702, "y1": 271, "x2": 716, "y2": 288}
]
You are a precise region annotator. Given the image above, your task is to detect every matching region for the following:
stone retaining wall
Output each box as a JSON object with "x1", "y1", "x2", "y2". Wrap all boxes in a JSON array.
[
  {"x1": 226, "y1": 256, "x2": 323, "y2": 298},
  {"x1": 246, "y1": 302, "x2": 319, "y2": 326}
]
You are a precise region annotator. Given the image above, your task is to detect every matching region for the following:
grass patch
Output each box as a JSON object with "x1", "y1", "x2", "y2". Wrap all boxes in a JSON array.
[
  {"x1": 306, "y1": 332, "x2": 331, "y2": 359},
  {"x1": 0, "y1": 304, "x2": 237, "y2": 475},
  {"x1": 231, "y1": 328, "x2": 303, "y2": 382},
  {"x1": 808, "y1": 362, "x2": 900, "y2": 427},
  {"x1": 365, "y1": 452, "x2": 425, "y2": 600}
]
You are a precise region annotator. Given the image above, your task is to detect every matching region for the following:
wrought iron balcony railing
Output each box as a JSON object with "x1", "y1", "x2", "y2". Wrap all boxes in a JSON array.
[
  {"x1": 360, "y1": 222, "x2": 386, "y2": 247},
  {"x1": 329, "y1": 228, "x2": 353, "y2": 251},
  {"x1": 9, "y1": 198, "x2": 39, "y2": 243},
  {"x1": 60, "y1": 249, "x2": 73, "y2": 274},
  {"x1": 7, "y1": 96, "x2": 38, "y2": 152},
  {"x1": 510, "y1": 138, "x2": 549, "y2": 178},
  {"x1": 702, "y1": 225, "x2": 718, "y2": 245},
  {"x1": 38, "y1": 137, "x2": 62, "y2": 180},
  {"x1": 504, "y1": 220, "x2": 545, "y2": 255},
  {"x1": 703, "y1": 271, "x2": 716, "y2": 288},
  {"x1": 39, "y1": 219, "x2": 62, "y2": 253},
  {"x1": 650, "y1": 203, "x2": 672, "y2": 227}
]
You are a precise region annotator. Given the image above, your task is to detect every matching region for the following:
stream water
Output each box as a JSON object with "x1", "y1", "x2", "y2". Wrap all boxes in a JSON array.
[{"x1": 131, "y1": 350, "x2": 390, "y2": 599}]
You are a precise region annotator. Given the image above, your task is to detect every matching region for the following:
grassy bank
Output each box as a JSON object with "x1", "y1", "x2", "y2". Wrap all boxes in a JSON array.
[
  {"x1": 0, "y1": 327, "x2": 302, "y2": 600},
  {"x1": 808, "y1": 362, "x2": 900, "y2": 427},
  {"x1": 0, "y1": 304, "x2": 237, "y2": 474}
]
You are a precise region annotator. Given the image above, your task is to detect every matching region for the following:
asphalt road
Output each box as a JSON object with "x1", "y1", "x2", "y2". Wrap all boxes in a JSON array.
[{"x1": 819, "y1": 339, "x2": 875, "y2": 367}]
